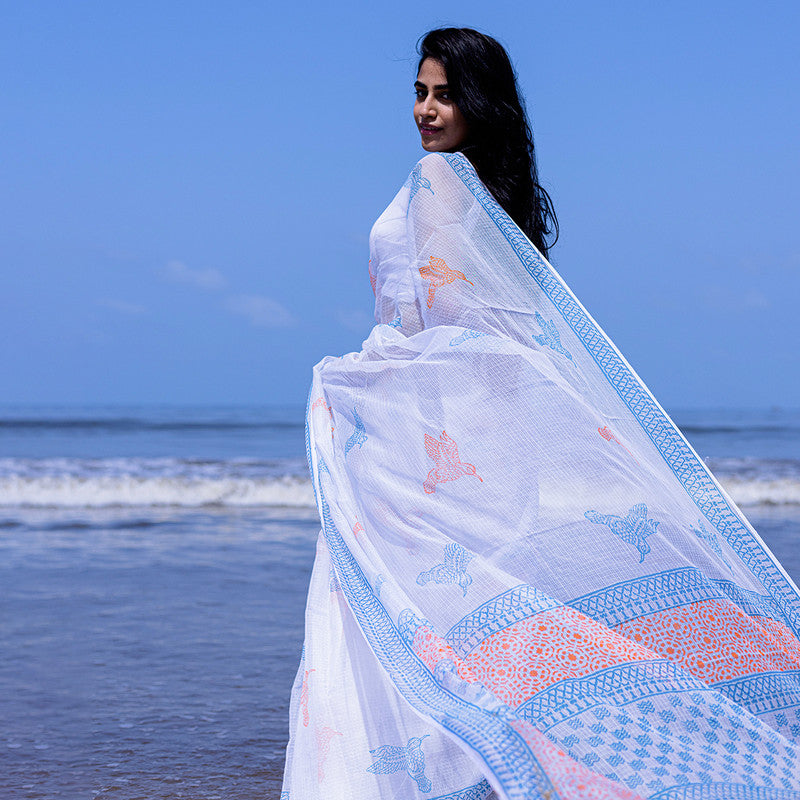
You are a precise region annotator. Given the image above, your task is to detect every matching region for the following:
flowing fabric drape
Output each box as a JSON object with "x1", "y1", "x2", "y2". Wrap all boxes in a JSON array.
[{"x1": 280, "y1": 153, "x2": 800, "y2": 800}]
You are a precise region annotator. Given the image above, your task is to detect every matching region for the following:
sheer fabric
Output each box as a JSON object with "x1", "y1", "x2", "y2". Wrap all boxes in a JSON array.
[{"x1": 281, "y1": 153, "x2": 800, "y2": 800}]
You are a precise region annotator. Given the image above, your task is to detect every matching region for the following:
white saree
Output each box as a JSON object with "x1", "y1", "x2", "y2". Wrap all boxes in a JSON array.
[{"x1": 280, "y1": 153, "x2": 800, "y2": 800}]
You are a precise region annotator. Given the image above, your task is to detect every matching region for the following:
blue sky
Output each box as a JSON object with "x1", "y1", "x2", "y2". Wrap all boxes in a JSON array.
[{"x1": 2, "y1": 1, "x2": 798, "y2": 408}]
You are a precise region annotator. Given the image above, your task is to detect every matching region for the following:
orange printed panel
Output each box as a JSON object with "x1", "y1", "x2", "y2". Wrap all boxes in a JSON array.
[
  {"x1": 615, "y1": 599, "x2": 800, "y2": 683},
  {"x1": 463, "y1": 606, "x2": 655, "y2": 708}
]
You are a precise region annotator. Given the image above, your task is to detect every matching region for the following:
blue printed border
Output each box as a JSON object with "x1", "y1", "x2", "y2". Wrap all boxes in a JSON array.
[
  {"x1": 714, "y1": 671, "x2": 800, "y2": 716},
  {"x1": 568, "y1": 567, "x2": 795, "y2": 630},
  {"x1": 305, "y1": 389, "x2": 553, "y2": 800},
  {"x1": 442, "y1": 151, "x2": 800, "y2": 633},
  {"x1": 652, "y1": 783, "x2": 800, "y2": 800},
  {"x1": 517, "y1": 660, "x2": 704, "y2": 731},
  {"x1": 297, "y1": 159, "x2": 800, "y2": 800},
  {"x1": 446, "y1": 584, "x2": 561, "y2": 658}
]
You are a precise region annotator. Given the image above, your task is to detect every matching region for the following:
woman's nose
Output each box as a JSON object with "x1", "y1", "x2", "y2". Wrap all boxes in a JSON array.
[{"x1": 420, "y1": 97, "x2": 435, "y2": 119}]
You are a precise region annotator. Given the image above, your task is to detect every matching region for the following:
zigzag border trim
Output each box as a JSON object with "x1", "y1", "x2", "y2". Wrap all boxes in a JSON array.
[{"x1": 442, "y1": 151, "x2": 800, "y2": 634}]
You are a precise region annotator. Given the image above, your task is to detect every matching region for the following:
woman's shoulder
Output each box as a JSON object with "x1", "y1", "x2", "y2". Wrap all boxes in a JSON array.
[
  {"x1": 403, "y1": 151, "x2": 476, "y2": 199},
  {"x1": 410, "y1": 151, "x2": 469, "y2": 178}
]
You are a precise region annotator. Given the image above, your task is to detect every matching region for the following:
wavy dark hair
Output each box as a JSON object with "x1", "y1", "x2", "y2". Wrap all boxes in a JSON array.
[{"x1": 418, "y1": 27, "x2": 558, "y2": 258}]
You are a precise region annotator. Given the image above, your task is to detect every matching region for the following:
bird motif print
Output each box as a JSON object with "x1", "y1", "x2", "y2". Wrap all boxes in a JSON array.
[
  {"x1": 690, "y1": 518, "x2": 732, "y2": 571},
  {"x1": 366, "y1": 735, "x2": 432, "y2": 792},
  {"x1": 419, "y1": 256, "x2": 474, "y2": 308},
  {"x1": 352, "y1": 518, "x2": 364, "y2": 538},
  {"x1": 423, "y1": 430, "x2": 483, "y2": 494},
  {"x1": 597, "y1": 425, "x2": 639, "y2": 464},
  {"x1": 344, "y1": 407, "x2": 367, "y2": 456},
  {"x1": 584, "y1": 503, "x2": 659, "y2": 563},
  {"x1": 449, "y1": 328, "x2": 489, "y2": 346},
  {"x1": 417, "y1": 542, "x2": 474, "y2": 596},
  {"x1": 408, "y1": 162, "x2": 434, "y2": 201},
  {"x1": 368, "y1": 258, "x2": 377, "y2": 295},
  {"x1": 531, "y1": 311, "x2": 572, "y2": 360},
  {"x1": 312, "y1": 396, "x2": 334, "y2": 439},
  {"x1": 300, "y1": 669, "x2": 315, "y2": 727},
  {"x1": 316, "y1": 725, "x2": 342, "y2": 782}
]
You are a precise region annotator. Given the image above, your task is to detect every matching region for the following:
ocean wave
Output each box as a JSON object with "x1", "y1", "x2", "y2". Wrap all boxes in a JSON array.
[
  {"x1": 0, "y1": 474, "x2": 316, "y2": 508},
  {"x1": 1, "y1": 456, "x2": 799, "y2": 509},
  {"x1": 0, "y1": 418, "x2": 303, "y2": 432},
  {"x1": 0, "y1": 458, "x2": 315, "y2": 508}
]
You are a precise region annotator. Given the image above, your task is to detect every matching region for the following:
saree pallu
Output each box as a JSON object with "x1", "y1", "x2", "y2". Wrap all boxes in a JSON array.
[{"x1": 281, "y1": 153, "x2": 800, "y2": 800}]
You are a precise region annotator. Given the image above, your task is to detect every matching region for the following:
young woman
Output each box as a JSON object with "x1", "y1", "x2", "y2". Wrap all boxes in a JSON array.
[{"x1": 281, "y1": 28, "x2": 800, "y2": 800}]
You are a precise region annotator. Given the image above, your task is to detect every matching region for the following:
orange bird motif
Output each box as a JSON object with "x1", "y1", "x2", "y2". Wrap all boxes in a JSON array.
[
  {"x1": 423, "y1": 430, "x2": 483, "y2": 494},
  {"x1": 368, "y1": 258, "x2": 377, "y2": 296},
  {"x1": 316, "y1": 725, "x2": 342, "y2": 782},
  {"x1": 598, "y1": 425, "x2": 639, "y2": 464},
  {"x1": 300, "y1": 668, "x2": 315, "y2": 727},
  {"x1": 419, "y1": 256, "x2": 474, "y2": 308},
  {"x1": 312, "y1": 396, "x2": 334, "y2": 439}
]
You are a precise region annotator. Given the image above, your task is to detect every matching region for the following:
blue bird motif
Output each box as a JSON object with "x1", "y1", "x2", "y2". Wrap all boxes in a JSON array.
[
  {"x1": 344, "y1": 407, "x2": 367, "y2": 456},
  {"x1": 417, "y1": 542, "x2": 474, "y2": 596},
  {"x1": 690, "y1": 519, "x2": 732, "y2": 571},
  {"x1": 367, "y1": 735, "x2": 431, "y2": 792},
  {"x1": 584, "y1": 503, "x2": 659, "y2": 563},
  {"x1": 408, "y1": 163, "x2": 434, "y2": 201},
  {"x1": 531, "y1": 311, "x2": 572, "y2": 360},
  {"x1": 449, "y1": 328, "x2": 489, "y2": 346}
]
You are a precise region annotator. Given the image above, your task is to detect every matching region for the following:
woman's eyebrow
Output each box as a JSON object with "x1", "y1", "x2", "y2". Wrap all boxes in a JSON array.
[{"x1": 414, "y1": 80, "x2": 449, "y2": 90}]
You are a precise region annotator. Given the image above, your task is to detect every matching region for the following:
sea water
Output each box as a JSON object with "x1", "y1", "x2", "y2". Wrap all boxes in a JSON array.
[{"x1": 1, "y1": 405, "x2": 798, "y2": 799}]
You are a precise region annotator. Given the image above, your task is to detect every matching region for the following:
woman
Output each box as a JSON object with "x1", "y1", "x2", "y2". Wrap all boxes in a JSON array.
[{"x1": 281, "y1": 28, "x2": 800, "y2": 800}]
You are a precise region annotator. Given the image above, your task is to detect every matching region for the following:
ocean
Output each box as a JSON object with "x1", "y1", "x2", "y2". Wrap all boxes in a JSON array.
[{"x1": 2, "y1": 404, "x2": 799, "y2": 799}]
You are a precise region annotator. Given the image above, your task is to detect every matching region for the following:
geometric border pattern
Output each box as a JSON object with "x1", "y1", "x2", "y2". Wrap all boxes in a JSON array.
[
  {"x1": 305, "y1": 391, "x2": 556, "y2": 800},
  {"x1": 299, "y1": 159, "x2": 800, "y2": 800},
  {"x1": 430, "y1": 779, "x2": 494, "y2": 800},
  {"x1": 568, "y1": 567, "x2": 792, "y2": 629},
  {"x1": 714, "y1": 671, "x2": 800, "y2": 716},
  {"x1": 443, "y1": 152, "x2": 800, "y2": 635},
  {"x1": 515, "y1": 660, "x2": 704, "y2": 731},
  {"x1": 446, "y1": 584, "x2": 561, "y2": 657},
  {"x1": 651, "y1": 783, "x2": 800, "y2": 800}
]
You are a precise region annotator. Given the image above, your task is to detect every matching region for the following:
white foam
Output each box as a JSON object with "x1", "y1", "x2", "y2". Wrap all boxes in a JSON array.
[
  {"x1": 0, "y1": 458, "x2": 315, "y2": 508},
  {"x1": 0, "y1": 457, "x2": 798, "y2": 509},
  {"x1": 718, "y1": 477, "x2": 800, "y2": 507}
]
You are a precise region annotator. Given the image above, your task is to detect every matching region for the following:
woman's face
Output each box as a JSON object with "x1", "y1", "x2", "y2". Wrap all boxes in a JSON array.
[{"x1": 414, "y1": 58, "x2": 469, "y2": 153}]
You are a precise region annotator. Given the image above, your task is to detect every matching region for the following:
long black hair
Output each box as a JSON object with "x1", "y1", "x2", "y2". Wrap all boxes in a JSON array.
[{"x1": 418, "y1": 27, "x2": 558, "y2": 259}]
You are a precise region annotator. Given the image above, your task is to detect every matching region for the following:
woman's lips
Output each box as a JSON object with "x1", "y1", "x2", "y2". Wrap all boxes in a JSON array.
[{"x1": 420, "y1": 126, "x2": 441, "y2": 136}]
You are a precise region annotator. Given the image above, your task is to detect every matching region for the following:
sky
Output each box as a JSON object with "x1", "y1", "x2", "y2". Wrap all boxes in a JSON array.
[{"x1": 1, "y1": 1, "x2": 798, "y2": 409}]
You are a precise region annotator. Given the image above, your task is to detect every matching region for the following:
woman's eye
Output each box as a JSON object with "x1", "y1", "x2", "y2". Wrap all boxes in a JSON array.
[{"x1": 414, "y1": 90, "x2": 425, "y2": 99}]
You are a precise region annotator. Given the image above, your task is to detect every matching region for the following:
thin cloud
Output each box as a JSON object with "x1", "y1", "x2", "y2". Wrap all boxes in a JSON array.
[
  {"x1": 335, "y1": 308, "x2": 374, "y2": 333},
  {"x1": 704, "y1": 284, "x2": 770, "y2": 312},
  {"x1": 162, "y1": 260, "x2": 226, "y2": 290},
  {"x1": 743, "y1": 291, "x2": 769, "y2": 310},
  {"x1": 225, "y1": 294, "x2": 294, "y2": 328},
  {"x1": 97, "y1": 298, "x2": 147, "y2": 315}
]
